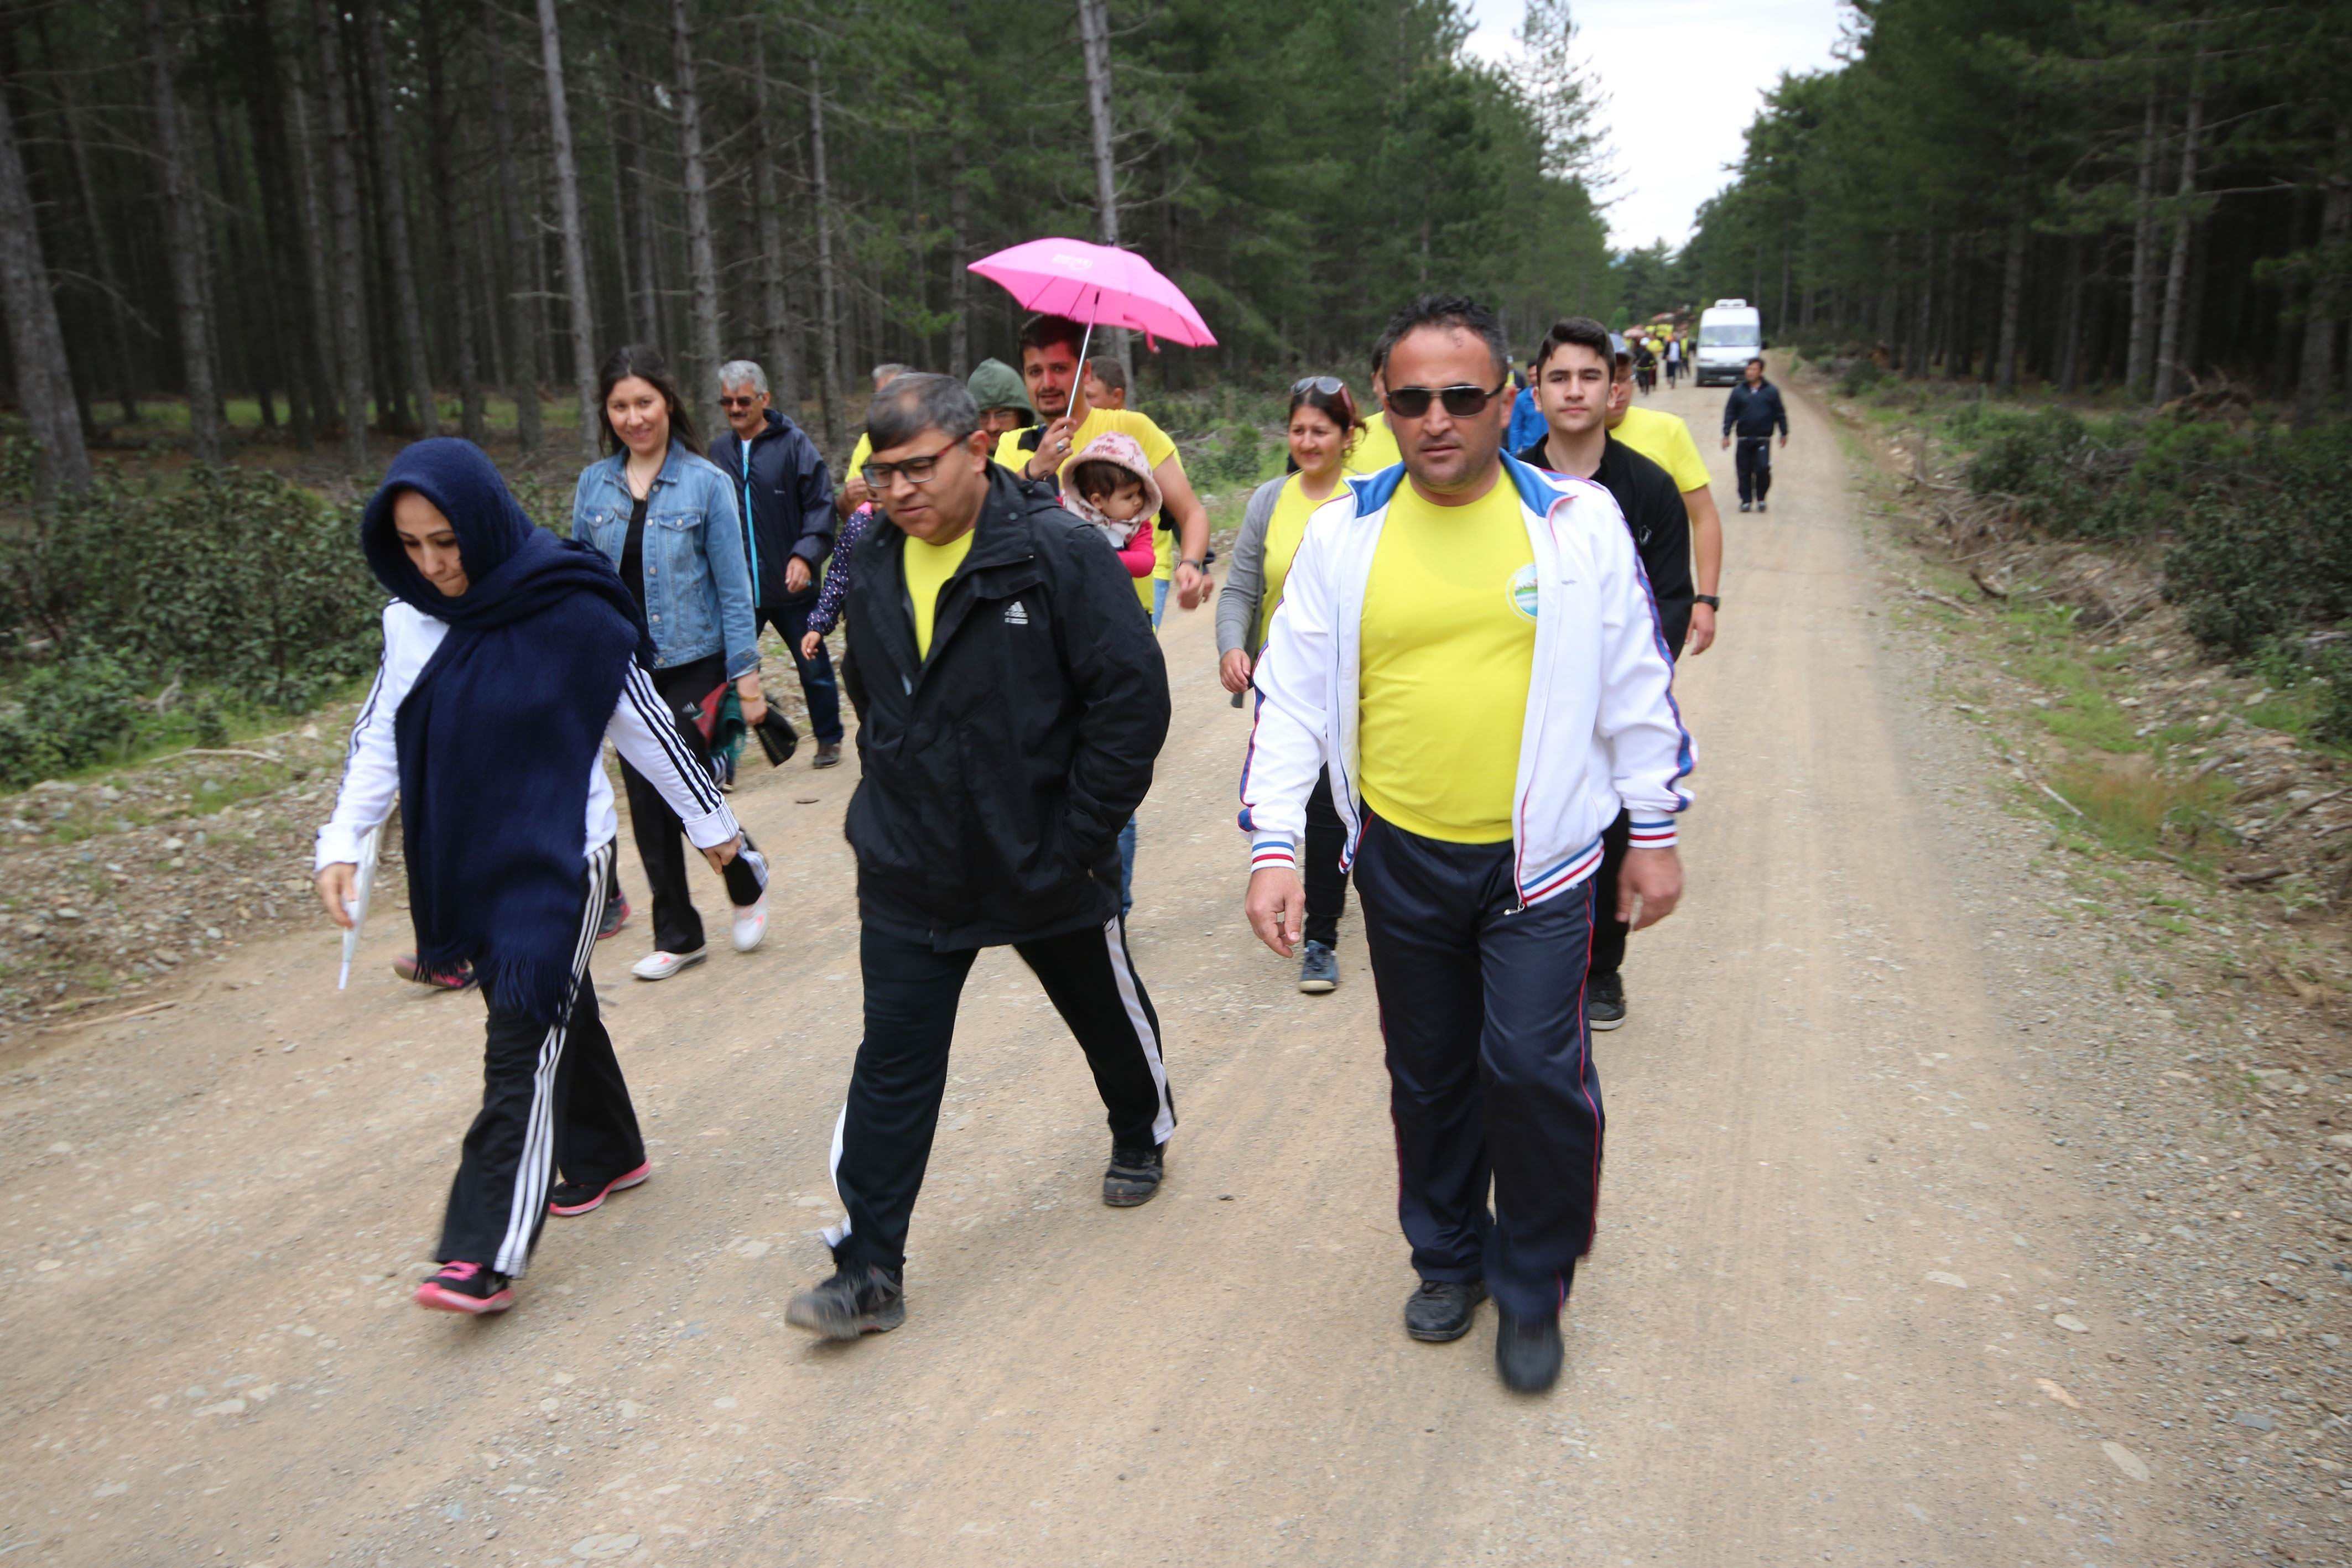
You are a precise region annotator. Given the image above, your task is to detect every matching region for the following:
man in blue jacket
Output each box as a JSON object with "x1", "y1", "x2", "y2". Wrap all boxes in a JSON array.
[
  {"x1": 1720, "y1": 356, "x2": 1790, "y2": 514},
  {"x1": 711, "y1": 360, "x2": 844, "y2": 765}
]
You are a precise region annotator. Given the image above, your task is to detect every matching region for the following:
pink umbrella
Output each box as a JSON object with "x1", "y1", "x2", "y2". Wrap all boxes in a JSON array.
[{"x1": 967, "y1": 238, "x2": 1217, "y2": 364}]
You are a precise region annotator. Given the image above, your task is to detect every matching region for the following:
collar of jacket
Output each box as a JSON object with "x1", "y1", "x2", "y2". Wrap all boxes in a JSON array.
[
  {"x1": 866, "y1": 467, "x2": 1045, "y2": 681},
  {"x1": 594, "y1": 437, "x2": 695, "y2": 492}
]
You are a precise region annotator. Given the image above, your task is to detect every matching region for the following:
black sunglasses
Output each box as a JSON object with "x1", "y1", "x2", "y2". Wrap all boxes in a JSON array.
[{"x1": 1383, "y1": 379, "x2": 1509, "y2": 420}]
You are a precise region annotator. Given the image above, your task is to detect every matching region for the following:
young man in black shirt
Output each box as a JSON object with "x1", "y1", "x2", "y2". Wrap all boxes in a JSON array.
[{"x1": 1519, "y1": 315, "x2": 1705, "y2": 1033}]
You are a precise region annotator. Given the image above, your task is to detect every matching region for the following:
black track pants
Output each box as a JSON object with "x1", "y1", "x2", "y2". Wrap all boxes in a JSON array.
[
  {"x1": 1587, "y1": 809, "x2": 1632, "y2": 980},
  {"x1": 1352, "y1": 816, "x2": 1604, "y2": 1316},
  {"x1": 826, "y1": 918, "x2": 1174, "y2": 1276},
  {"x1": 756, "y1": 600, "x2": 844, "y2": 746},
  {"x1": 437, "y1": 841, "x2": 644, "y2": 1277},
  {"x1": 1303, "y1": 767, "x2": 1351, "y2": 950},
  {"x1": 1735, "y1": 435, "x2": 1773, "y2": 504}
]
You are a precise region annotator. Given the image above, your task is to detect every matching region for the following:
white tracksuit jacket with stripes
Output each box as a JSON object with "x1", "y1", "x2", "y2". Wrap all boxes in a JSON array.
[
  {"x1": 315, "y1": 601, "x2": 741, "y2": 872},
  {"x1": 1239, "y1": 455, "x2": 1694, "y2": 908}
]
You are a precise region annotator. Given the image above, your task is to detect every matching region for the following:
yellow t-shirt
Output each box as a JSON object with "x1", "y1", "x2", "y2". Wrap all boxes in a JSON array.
[
  {"x1": 903, "y1": 527, "x2": 974, "y2": 659},
  {"x1": 997, "y1": 408, "x2": 1182, "y2": 611},
  {"x1": 1349, "y1": 410, "x2": 1402, "y2": 474},
  {"x1": 1256, "y1": 472, "x2": 1344, "y2": 650},
  {"x1": 1611, "y1": 405, "x2": 1710, "y2": 493},
  {"x1": 1357, "y1": 475, "x2": 1535, "y2": 844},
  {"x1": 847, "y1": 432, "x2": 872, "y2": 483}
]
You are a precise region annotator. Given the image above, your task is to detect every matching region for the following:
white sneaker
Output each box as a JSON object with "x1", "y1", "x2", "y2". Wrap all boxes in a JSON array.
[
  {"x1": 731, "y1": 894, "x2": 768, "y2": 954},
  {"x1": 631, "y1": 947, "x2": 707, "y2": 982}
]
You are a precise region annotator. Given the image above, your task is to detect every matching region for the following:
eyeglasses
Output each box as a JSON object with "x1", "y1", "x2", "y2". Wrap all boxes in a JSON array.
[
  {"x1": 1383, "y1": 379, "x2": 1509, "y2": 420},
  {"x1": 863, "y1": 440, "x2": 962, "y2": 489},
  {"x1": 718, "y1": 395, "x2": 761, "y2": 410},
  {"x1": 1291, "y1": 376, "x2": 1346, "y2": 398}
]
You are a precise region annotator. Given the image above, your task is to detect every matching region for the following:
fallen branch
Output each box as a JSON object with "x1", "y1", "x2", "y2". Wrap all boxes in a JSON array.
[
  {"x1": 168, "y1": 748, "x2": 284, "y2": 766},
  {"x1": 2268, "y1": 786, "x2": 2351, "y2": 832},
  {"x1": 37, "y1": 997, "x2": 177, "y2": 1032},
  {"x1": 1911, "y1": 587, "x2": 1978, "y2": 614},
  {"x1": 2228, "y1": 866, "x2": 2292, "y2": 887},
  {"x1": 2028, "y1": 775, "x2": 2088, "y2": 818}
]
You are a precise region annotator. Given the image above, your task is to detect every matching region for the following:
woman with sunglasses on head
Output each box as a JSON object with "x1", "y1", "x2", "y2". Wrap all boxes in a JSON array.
[
  {"x1": 571, "y1": 344, "x2": 771, "y2": 982},
  {"x1": 1218, "y1": 376, "x2": 1365, "y2": 993},
  {"x1": 316, "y1": 439, "x2": 747, "y2": 1314}
]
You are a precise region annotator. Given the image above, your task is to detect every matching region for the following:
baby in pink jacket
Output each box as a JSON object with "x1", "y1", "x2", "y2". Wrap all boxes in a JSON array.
[{"x1": 1059, "y1": 431, "x2": 1161, "y2": 579}]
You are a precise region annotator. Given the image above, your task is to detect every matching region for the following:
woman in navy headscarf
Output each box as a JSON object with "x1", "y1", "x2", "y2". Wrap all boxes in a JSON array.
[{"x1": 314, "y1": 439, "x2": 752, "y2": 1315}]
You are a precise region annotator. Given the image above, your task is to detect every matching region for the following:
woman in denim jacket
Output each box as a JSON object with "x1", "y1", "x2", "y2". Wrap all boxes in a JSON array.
[{"x1": 572, "y1": 343, "x2": 771, "y2": 981}]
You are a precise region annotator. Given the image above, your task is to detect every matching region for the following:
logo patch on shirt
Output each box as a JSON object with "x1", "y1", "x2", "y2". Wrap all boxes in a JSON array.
[
  {"x1": 1004, "y1": 601, "x2": 1031, "y2": 626},
  {"x1": 1507, "y1": 562, "x2": 1539, "y2": 622}
]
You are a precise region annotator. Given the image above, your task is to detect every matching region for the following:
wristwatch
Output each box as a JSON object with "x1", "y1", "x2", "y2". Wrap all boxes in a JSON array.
[{"x1": 1694, "y1": 594, "x2": 1721, "y2": 610}]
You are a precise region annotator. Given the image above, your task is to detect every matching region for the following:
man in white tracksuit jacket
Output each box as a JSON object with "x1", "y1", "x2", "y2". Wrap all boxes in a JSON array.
[{"x1": 1239, "y1": 295, "x2": 1694, "y2": 1393}]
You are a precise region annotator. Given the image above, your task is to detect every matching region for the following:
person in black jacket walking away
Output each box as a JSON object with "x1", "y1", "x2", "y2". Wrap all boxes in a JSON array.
[
  {"x1": 786, "y1": 374, "x2": 1175, "y2": 1342},
  {"x1": 709, "y1": 360, "x2": 845, "y2": 767},
  {"x1": 1721, "y1": 356, "x2": 1790, "y2": 513}
]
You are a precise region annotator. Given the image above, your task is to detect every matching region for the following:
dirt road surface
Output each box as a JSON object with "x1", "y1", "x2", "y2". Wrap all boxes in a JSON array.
[{"x1": 4, "y1": 385, "x2": 2233, "y2": 1565}]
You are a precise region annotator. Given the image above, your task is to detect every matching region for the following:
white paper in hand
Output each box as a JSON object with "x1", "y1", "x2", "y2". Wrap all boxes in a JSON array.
[{"x1": 337, "y1": 825, "x2": 383, "y2": 991}]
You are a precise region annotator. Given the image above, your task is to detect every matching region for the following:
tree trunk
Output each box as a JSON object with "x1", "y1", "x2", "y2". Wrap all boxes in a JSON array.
[
  {"x1": 236, "y1": 0, "x2": 326, "y2": 447},
  {"x1": 287, "y1": 39, "x2": 342, "y2": 441},
  {"x1": 147, "y1": 0, "x2": 222, "y2": 463},
  {"x1": 748, "y1": 22, "x2": 799, "y2": 408},
  {"x1": 2153, "y1": 56, "x2": 2205, "y2": 407},
  {"x1": 310, "y1": 0, "x2": 369, "y2": 468},
  {"x1": 616, "y1": 64, "x2": 659, "y2": 345},
  {"x1": 1909, "y1": 231, "x2": 1934, "y2": 377},
  {"x1": 424, "y1": 0, "x2": 486, "y2": 445},
  {"x1": 2058, "y1": 236, "x2": 2084, "y2": 394},
  {"x1": 201, "y1": 67, "x2": 267, "y2": 431},
  {"x1": 2296, "y1": 124, "x2": 2350, "y2": 427},
  {"x1": 1075, "y1": 0, "x2": 1130, "y2": 373},
  {"x1": 0, "y1": 73, "x2": 93, "y2": 498},
  {"x1": 537, "y1": 0, "x2": 600, "y2": 456},
  {"x1": 56, "y1": 49, "x2": 141, "y2": 428},
  {"x1": 1995, "y1": 219, "x2": 2026, "y2": 394},
  {"x1": 483, "y1": 0, "x2": 542, "y2": 452},
  {"x1": 807, "y1": 51, "x2": 842, "y2": 447},
  {"x1": 669, "y1": 0, "x2": 721, "y2": 394},
  {"x1": 356, "y1": 0, "x2": 436, "y2": 435},
  {"x1": 948, "y1": 132, "x2": 971, "y2": 378},
  {"x1": 2125, "y1": 89, "x2": 2159, "y2": 399}
]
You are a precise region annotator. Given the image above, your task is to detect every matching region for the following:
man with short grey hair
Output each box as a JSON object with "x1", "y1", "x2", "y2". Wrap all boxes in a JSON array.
[
  {"x1": 784, "y1": 372, "x2": 1175, "y2": 1342},
  {"x1": 707, "y1": 358, "x2": 844, "y2": 764}
]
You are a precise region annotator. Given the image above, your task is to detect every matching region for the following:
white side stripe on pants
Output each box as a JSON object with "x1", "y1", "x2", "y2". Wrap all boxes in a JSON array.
[
  {"x1": 1102, "y1": 915, "x2": 1175, "y2": 1145},
  {"x1": 493, "y1": 841, "x2": 612, "y2": 1278}
]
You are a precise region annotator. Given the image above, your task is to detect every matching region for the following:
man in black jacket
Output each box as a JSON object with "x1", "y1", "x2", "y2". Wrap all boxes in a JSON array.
[
  {"x1": 709, "y1": 361, "x2": 845, "y2": 766},
  {"x1": 1518, "y1": 315, "x2": 1699, "y2": 1036},
  {"x1": 1720, "y1": 356, "x2": 1790, "y2": 514},
  {"x1": 786, "y1": 373, "x2": 1175, "y2": 1342}
]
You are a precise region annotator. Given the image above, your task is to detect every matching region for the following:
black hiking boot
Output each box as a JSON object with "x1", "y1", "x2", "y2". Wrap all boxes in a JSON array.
[
  {"x1": 1404, "y1": 1278, "x2": 1486, "y2": 1343},
  {"x1": 784, "y1": 1264, "x2": 906, "y2": 1340},
  {"x1": 1102, "y1": 1142, "x2": 1165, "y2": 1207}
]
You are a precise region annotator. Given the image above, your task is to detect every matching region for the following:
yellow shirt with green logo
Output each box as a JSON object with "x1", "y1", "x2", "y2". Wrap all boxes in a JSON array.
[
  {"x1": 903, "y1": 527, "x2": 975, "y2": 659},
  {"x1": 996, "y1": 408, "x2": 1181, "y2": 611},
  {"x1": 1256, "y1": 472, "x2": 1345, "y2": 650},
  {"x1": 1357, "y1": 475, "x2": 1536, "y2": 844},
  {"x1": 1350, "y1": 410, "x2": 1402, "y2": 474},
  {"x1": 1611, "y1": 405, "x2": 1709, "y2": 493}
]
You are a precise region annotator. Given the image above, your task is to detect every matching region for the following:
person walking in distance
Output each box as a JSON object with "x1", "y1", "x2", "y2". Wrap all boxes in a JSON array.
[
  {"x1": 1722, "y1": 355, "x2": 1789, "y2": 513},
  {"x1": 1520, "y1": 316, "x2": 1694, "y2": 1035},
  {"x1": 316, "y1": 440, "x2": 748, "y2": 1315},
  {"x1": 787, "y1": 374, "x2": 1174, "y2": 1341},
  {"x1": 1240, "y1": 296, "x2": 1693, "y2": 1393},
  {"x1": 1219, "y1": 376, "x2": 1365, "y2": 994},
  {"x1": 1607, "y1": 338, "x2": 1725, "y2": 658},
  {"x1": 708, "y1": 360, "x2": 845, "y2": 768},
  {"x1": 1662, "y1": 334, "x2": 1683, "y2": 389},
  {"x1": 570, "y1": 345, "x2": 772, "y2": 981}
]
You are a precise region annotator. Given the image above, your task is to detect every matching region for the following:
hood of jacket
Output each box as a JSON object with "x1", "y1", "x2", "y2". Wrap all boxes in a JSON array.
[{"x1": 966, "y1": 358, "x2": 1035, "y2": 423}]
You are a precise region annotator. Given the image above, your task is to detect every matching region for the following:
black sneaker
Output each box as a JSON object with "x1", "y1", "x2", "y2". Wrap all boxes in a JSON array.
[
  {"x1": 1757, "y1": 500, "x2": 1769, "y2": 513},
  {"x1": 1102, "y1": 1142, "x2": 1165, "y2": 1207},
  {"x1": 1496, "y1": 1307, "x2": 1564, "y2": 1393},
  {"x1": 1404, "y1": 1278, "x2": 1486, "y2": 1343},
  {"x1": 1586, "y1": 971, "x2": 1627, "y2": 1032},
  {"x1": 812, "y1": 742, "x2": 842, "y2": 769},
  {"x1": 1298, "y1": 939, "x2": 1338, "y2": 993},
  {"x1": 784, "y1": 1264, "x2": 906, "y2": 1340},
  {"x1": 597, "y1": 895, "x2": 631, "y2": 941},
  {"x1": 1738, "y1": 499, "x2": 1752, "y2": 513}
]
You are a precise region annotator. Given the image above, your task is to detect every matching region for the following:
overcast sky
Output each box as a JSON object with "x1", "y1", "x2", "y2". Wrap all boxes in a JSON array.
[{"x1": 1463, "y1": 0, "x2": 1851, "y2": 254}]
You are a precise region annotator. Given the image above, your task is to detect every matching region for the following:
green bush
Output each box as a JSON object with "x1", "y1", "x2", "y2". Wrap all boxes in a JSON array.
[
  {"x1": 1, "y1": 464, "x2": 382, "y2": 711},
  {"x1": 2315, "y1": 647, "x2": 2352, "y2": 747},
  {"x1": 2161, "y1": 423, "x2": 2352, "y2": 657},
  {"x1": 0, "y1": 648, "x2": 146, "y2": 789},
  {"x1": 1837, "y1": 359, "x2": 1886, "y2": 398}
]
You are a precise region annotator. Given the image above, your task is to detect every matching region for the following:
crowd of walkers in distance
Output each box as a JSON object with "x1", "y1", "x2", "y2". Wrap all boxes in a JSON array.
[{"x1": 313, "y1": 292, "x2": 1796, "y2": 1393}]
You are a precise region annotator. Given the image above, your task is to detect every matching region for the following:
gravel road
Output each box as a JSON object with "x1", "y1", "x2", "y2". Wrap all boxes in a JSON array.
[{"x1": 4, "y1": 382, "x2": 2342, "y2": 1565}]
